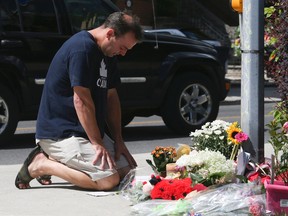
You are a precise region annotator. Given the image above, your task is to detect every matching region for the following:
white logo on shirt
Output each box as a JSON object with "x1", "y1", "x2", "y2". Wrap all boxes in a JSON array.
[
  {"x1": 97, "y1": 59, "x2": 107, "y2": 88},
  {"x1": 100, "y1": 59, "x2": 107, "y2": 77}
]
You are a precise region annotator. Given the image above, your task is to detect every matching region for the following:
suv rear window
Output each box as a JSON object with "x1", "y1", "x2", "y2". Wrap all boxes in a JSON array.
[{"x1": 64, "y1": 0, "x2": 115, "y2": 33}]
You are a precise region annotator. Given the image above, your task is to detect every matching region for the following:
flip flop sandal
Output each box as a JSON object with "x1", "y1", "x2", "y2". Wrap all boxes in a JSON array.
[
  {"x1": 36, "y1": 149, "x2": 52, "y2": 185},
  {"x1": 15, "y1": 146, "x2": 42, "y2": 189},
  {"x1": 36, "y1": 175, "x2": 52, "y2": 185}
]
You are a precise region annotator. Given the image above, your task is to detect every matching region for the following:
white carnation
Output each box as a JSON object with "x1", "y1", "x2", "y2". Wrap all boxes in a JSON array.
[{"x1": 176, "y1": 149, "x2": 235, "y2": 184}]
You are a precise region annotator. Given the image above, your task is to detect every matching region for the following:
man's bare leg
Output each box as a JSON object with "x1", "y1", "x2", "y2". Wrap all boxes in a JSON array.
[
  {"x1": 17, "y1": 152, "x2": 120, "y2": 190},
  {"x1": 117, "y1": 166, "x2": 135, "y2": 181}
]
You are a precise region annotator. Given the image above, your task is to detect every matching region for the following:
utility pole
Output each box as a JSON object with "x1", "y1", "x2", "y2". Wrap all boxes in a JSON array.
[{"x1": 240, "y1": 0, "x2": 265, "y2": 163}]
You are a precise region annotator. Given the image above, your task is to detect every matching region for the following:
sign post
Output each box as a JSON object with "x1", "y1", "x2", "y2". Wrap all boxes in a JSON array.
[{"x1": 240, "y1": 0, "x2": 265, "y2": 163}]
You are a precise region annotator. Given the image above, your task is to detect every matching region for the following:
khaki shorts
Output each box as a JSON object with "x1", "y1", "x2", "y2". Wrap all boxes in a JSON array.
[{"x1": 37, "y1": 134, "x2": 129, "y2": 181}]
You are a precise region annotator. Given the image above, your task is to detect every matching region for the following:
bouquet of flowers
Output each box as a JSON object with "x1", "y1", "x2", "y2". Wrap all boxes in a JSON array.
[
  {"x1": 190, "y1": 120, "x2": 248, "y2": 160},
  {"x1": 226, "y1": 121, "x2": 249, "y2": 160},
  {"x1": 130, "y1": 182, "x2": 265, "y2": 216},
  {"x1": 149, "y1": 177, "x2": 206, "y2": 200},
  {"x1": 190, "y1": 120, "x2": 233, "y2": 159},
  {"x1": 121, "y1": 173, "x2": 207, "y2": 205},
  {"x1": 176, "y1": 149, "x2": 236, "y2": 186},
  {"x1": 146, "y1": 146, "x2": 177, "y2": 174}
]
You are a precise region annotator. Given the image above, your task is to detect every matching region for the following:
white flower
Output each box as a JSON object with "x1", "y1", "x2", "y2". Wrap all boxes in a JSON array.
[
  {"x1": 189, "y1": 120, "x2": 233, "y2": 159},
  {"x1": 176, "y1": 149, "x2": 235, "y2": 184},
  {"x1": 214, "y1": 130, "x2": 222, "y2": 135},
  {"x1": 142, "y1": 182, "x2": 154, "y2": 195}
]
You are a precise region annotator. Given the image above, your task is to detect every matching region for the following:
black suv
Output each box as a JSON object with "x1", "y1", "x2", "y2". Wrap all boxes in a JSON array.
[{"x1": 0, "y1": 0, "x2": 230, "y2": 141}]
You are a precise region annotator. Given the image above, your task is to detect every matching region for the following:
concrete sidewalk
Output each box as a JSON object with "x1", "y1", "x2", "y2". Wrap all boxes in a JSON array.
[
  {"x1": 0, "y1": 143, "x2": 275, "y2": 216},
  {"x1": 223, "y1": 66, "x2": 280, "y2": 104},
  {"x1": 0, "y1": 153, "x2": 152, "y2": 216},
  {"x1": 226, "y1": 65, "x2": 275, "y2": 86}
]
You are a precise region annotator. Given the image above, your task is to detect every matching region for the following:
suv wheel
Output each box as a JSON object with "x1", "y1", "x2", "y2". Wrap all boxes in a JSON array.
[
  {"x1": 0, "y1": 85, "x2": 19, "y2": 141},
  {"x1": 162, "y1": 73, "x2": 219, "y2": 135}
]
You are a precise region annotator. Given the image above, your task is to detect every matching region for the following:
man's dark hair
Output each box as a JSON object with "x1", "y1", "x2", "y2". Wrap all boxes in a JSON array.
[{"x1": 104, "y1": 11, "x2": 143, "y2": 42}]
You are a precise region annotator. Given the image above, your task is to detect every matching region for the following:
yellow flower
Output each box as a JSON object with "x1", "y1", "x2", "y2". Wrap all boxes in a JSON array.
[{"x1": 226, "y1": 122, "x2": 242, "y2": 145}]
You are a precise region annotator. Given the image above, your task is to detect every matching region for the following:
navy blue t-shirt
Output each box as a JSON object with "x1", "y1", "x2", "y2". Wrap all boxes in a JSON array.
[{"x1": 36, "y1": 31, "x2": 120, "y2": 139}]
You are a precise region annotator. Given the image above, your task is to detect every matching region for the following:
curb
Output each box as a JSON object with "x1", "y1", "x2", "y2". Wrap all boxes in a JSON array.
[
  {"x1": 221, "y1": 96, "x2": 281, "y2": 105},
  {"x1": 229, "y1": 79, "x2": 276, "y2": 87}
]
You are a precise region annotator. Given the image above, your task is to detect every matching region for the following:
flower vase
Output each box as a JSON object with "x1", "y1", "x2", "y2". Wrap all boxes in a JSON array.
[
  {"x1": 264, "y1": 179, "x2": 288, "y2": 214},
  {"x1": 156, "y1": 163, "x2": 177, "y2": 178},
  {"x1": 166, "y1": 163, "x2": 177, "y2": 175}
]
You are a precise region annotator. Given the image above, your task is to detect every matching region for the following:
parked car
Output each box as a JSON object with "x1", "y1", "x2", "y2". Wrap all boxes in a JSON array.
[
  {"x1": 0, "y1": 0, "x2": 230, "y2": 142},
  {"x1": 145, "y1": 28, "x2": 231, "y2": 68},
  {"x1": 145, "y1": 28, "x2": 222, "y2": 46}
]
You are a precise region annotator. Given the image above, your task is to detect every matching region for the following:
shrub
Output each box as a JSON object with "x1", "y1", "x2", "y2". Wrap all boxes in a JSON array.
[{"x1": 264, "y1": 0, "x2": 288, "y2": 106}]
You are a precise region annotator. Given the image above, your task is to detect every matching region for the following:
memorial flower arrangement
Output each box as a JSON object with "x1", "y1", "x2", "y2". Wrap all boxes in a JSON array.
[
  {"x1": 190, "y1": 120, "x2": 249, "y2": 160},
  {"x1": 124, "y1": 146, "x2": 237, "y2": 205},
  {"x1": 121, "y1": 173, "x2": 207, "y2": 204},
  {"x1": 176, "y1": 149, "x2": 236, "y2": 186},
  {"x1": 127, "y1": 178, "x2": 266, "y2": 216},
  {"x1": 120, "y1": 119, "x2": 270, "y2": 215}
]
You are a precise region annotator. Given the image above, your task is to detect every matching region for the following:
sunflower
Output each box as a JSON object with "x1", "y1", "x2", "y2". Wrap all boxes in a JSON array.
[{"x1": 226, "y1": 122, "x2": 242, "y2": 145}]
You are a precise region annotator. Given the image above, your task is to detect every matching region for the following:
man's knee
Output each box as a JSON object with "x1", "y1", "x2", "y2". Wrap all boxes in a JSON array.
[{"x1": 94, "y1": 173, "x2": 120, "y2": 190}]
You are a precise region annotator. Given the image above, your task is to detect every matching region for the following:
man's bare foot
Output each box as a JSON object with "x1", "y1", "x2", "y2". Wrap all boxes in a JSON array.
[{"x1": 28, "y1": 153, "x2": 49, "y2": 178}]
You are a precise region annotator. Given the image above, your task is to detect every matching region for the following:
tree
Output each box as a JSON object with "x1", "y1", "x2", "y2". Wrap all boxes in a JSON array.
[{"x1": 264, "y1": 0, "x2": 288, "y2": 107}]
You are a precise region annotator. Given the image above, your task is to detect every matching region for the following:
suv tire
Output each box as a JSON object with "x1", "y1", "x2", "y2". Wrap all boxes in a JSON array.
[
  {"x1": 0, "y1": 85, "x2": 19, "y2": 141},
  {"x1": 162, "y1": 73, "x2": 219, "y2": 135}
]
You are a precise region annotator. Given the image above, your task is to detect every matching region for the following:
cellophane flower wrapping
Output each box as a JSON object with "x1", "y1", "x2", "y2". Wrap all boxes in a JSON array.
[
  {"x1": 131, "y1": 183, "x2": 266, "y2": 216},
  {"x1": 131, "y1": 199, "x2": 194, "y2": 216},
  {"x1": 119, "y1": 169, "x2": 151, "y2": 205},
  {"x1": 186, "y1": 183, "x2": 266, "y2": 215}
]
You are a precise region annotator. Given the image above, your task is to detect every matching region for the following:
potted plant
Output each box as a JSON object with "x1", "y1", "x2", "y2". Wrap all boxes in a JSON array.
[
  {"x1": 265, "y1": 103, "x2": 288, "y2": 214},
  {"x1": 146, "y1": 146, "x2": 177, "y2": 177}
]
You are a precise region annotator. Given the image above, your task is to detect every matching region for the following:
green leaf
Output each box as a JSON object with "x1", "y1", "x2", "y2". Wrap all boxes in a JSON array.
[{"x1": 146, "y1": 159, "x2": 158, "y2": 173}]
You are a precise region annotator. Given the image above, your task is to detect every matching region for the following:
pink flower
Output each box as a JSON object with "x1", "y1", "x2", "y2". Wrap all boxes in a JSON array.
[
  {"x1": 283, "y1": 122, "x2": 288, "y2": 133},
  {"x1": 249, "y1": 205, "x2": 261, "y2": 216},
  {"x1": 249, "y1": 202, "x2": 265, "y2": 216},
  {"x1": 235, "y1": 132, "x2": 249, "y2": 143}
]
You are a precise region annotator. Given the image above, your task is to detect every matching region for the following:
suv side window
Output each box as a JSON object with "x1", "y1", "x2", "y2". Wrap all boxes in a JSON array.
[
  {"x1": 63, "y1": 0, "x2": 115, "y2": 33},
  {"x1": 0, "y1": 0, "x2": 20, "y2": 31},
  {"x1": 19, "y1": 0, "x2": 58, "y2": 32}
]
